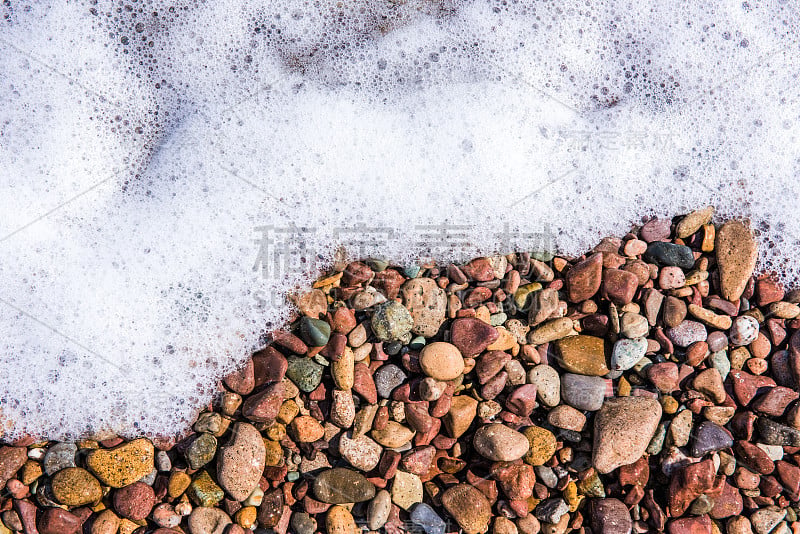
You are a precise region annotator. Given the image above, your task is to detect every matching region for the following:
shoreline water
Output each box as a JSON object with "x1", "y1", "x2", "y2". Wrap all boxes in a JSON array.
[{"x1": 3, "y1": 210, "x2": 800, "y2": 533}]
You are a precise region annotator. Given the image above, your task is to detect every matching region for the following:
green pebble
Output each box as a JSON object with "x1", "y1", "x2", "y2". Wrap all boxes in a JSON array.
[
  {"x1": 403, "y1": 265, "x2": 422, "y2": 278},
  {"x1": 531, "y1": 251, "x2": 554, "y2": 262},
  {"x1": 490, "y1": 313, "x2": 507, "y2": 326},
  {"x1": 187, "y1": 470, "x2": 224, "y2": 507},
  {"x1": 409, "y1": 336, "x2": 426, "y2": 350},
  {"x1": 366, "y1": 259, "x2": 389, "y2": 272},
  {"x1": 286, "y1": 356, "x2": 325, "y2": 393},
  {"x1": 710, "y1": 351, "x2": 731, "y2": 380},
  {"x1": 299, "y1": 317, "x2": 331, "y2": 347},
  {"x1": 287, "y1": 471, "x2": 300, "y2": 482},
  {"x1": 646, "y1": 421, "x2": 668, "y2": 455},
  {"x1": 184, "y1": 433, "x2": 218, "y2": 470},
  {"x1": 312, "y1": 354, "x2": 330, "y2": 366}
]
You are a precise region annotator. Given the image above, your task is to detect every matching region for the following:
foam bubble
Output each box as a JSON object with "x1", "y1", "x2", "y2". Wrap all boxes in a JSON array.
[{"x1": 2, "y1": 0, "x2": 800, "y2": 439}]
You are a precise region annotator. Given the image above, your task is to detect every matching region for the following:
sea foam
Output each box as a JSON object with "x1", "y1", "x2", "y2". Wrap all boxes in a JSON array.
[{"x1": 1, "y1": 0, "x2": 799, "y2": 439}]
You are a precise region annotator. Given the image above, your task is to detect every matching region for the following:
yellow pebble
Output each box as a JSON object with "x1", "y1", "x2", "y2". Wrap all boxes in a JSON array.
[
  {"x1": 487, "y1": 326, "x2": 516, "y2": 351},
  {"x1": 118, "y1": 519, "x2": 139, "y2": 534},
  {"x1": 661, "y1": 396, "x2": 679, "y2": 415},
  {"x1": 167, "y1": 471, "x2": 192, "y2": 499},
  {"x1": 617, "y1": 376, "x2": 631, "y2": 397},
  {"x1": 277, "y1": 399, "x2": 299, "y2": 425},
  {"x1": 236, "y1": 506, "x2": 258, "y2": 529}
]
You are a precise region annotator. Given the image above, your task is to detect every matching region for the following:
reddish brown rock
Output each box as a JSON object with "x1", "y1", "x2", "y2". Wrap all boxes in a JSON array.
[
  {"x1": 668, "y1": 459, "x2": 724, "y2": 516},
  {"x1": 751, "y1": 386, "x2": 799, "y2": 416},
  {"x1": 404, "y1": 402, "x2": 434, "y2": 434},
  {"x1": 602, "y1": 268, "x2": 639, "y2": 306},
  {"x1": 494, "y1": 463, "x2": 535, "y2": 501},
  {"x1": 352, "y1": 363, "x2": 378, "y2": 404},
  {"x1": 663, "y1": 296, "x2": 688, "y2": 329},
  {"x1": 475, "y1": 351, "x2": 512, "y2": 384},
  {"x1": 618, "y1": 457, "x2": 650, "y2": 487},
  {"x1": 729, "y1": 371, "x2": 776, "y2": 406},
  {"x1": 566, "y1": 253, "x2": 603, "y2": 303},
  {"x1": 342, "y1": 261, "x2": 373, "y2": 286},
  {"x1": 462, "y1": 258, "x2": 495, "y2": 282},
  {"x1": 756, "y1": 275, "x2": 785, "y2": 306},
  {"x1": 505, "y1": 384, "x2": 538, "y2": 417},
  {"x1": 113, "y1": 481, "x2": 156, "y2": 520},
  {"x1": 270, "y1": 330, "x2": 308, "y2": 355},
  {"x1": 37, "y1": 508, "x2": 81, "y2": 534},
  {"x1": 709, "y1": 482, "x2": 743, "y2": 519},
  {"x1": 372, "y1": 269, "x2": 405, "y2": 299},
  {"x1": 441, "y1": 483, "x2": 492, "y2": 534},
  {"x1": 692, "y1": 368, "x2": 726, "y2": 404},
  {"x1": 667, "y1": 515, "x2": 712, "y2": 534},
  {"x1": 776, "y1": 460, "x2": 800, "y2": 499},
  {"x1": 224, "y1": 358, "x2": 255, "y2": 395},
  {"x1": 647, "y1": 362, "x2": 679, "y2": 393},
  {"x1": 0, "y1": 447, "x2": 27, "y2": 489},
  {"x1": 734, "y1": 441, "x2": 775, "y2": 474},
  {"x1": 450, "y1": 318, "x2": 499, "y2": 356},
  {"x1": 589, "y1": 498, "x2": 632, "y2": 534},
  {"x1": 252, "y1": 347, "x2": 288, "y2": 386},
  {"x1": 241, "y1": 382, "x2": 284, "y2": 423},
  {"x1": 399, "y1": 446, "x2": 436, "y2": 476}
]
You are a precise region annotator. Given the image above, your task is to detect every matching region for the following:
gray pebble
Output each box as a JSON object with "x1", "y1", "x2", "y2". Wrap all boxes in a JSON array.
[
  {"x1": 410, "y1": 503, "x2": 447, "y2": 534},
  {"x1": 374, "y1": 364, "x2": 407, "y2": 398},
  {"x1": 534, "y1": 465, "x2": 558, "y2": 489},
  {"x1": 535, "y1": 498, "x2": 569, "y2": 524},
  {"x1": 561, "y1": 373, "x2": 606, "y2": 411},
  {"x1": 43, "y1": 442, "x2": 77, "y2": 475},
  {"x1": 156, "y1": 450, "x2": 172, "y2": 472}
]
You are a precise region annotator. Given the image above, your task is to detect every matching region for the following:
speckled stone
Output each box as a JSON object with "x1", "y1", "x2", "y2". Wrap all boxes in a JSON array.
[
  {"x1": 285, "y1": 356, "x2": 325, "y2": 393},
  {"x1": 313, "y1": 467, "x2": 376, "y2": 504},
  {"x1": 85, "y1": 439, "x2": 154, "y2": 488},
  {"x1": 593, "y1": 397, "x2": 662, "y2": 473},
  {"x1": 441, "y1": 483, "x2": 492, "y2": 534},
  {"x1": 472, "y1": 423, "x2": 530, "y2": 462},
  {"x1": 374, "y1": 364, "x2": 408, "y2": 398},
  {"x1": 371, "y1": 301, "x2": 414, "y2": 341},
  {"x1": 50, "y1": 467, "x2": 102, "y2": 506}
]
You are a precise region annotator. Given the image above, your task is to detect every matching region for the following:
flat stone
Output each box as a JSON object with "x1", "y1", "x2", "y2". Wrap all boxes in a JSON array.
[
  {"x1": 610, "y1": 337, "x2": 647, "y2": 372},
  {"x1": 217, "y1": 422, "x2": 266, "y2": 502},
  {"x1": 472, "y1": 423, "x2": 530, "y2": 461},
  {"x1": 313, "y1": 468, "x2": 376, "y2": 504},
  {"x1": 505, "y1": 383, "x2": 539, "y2": 416},
  {"x1": 668, "y1": 458, "x2": 721, "y2": 517},
  {"x1": 253, "y1": 347, "x2": 288, "y2": 385},
  {"x1": 734, "y1": 441, "x2": 775, "y2": 474},
  {"x1": 475, "y1": 351, "x2": 512, "y2": 384},
  {"x1": 401, "y1": 278, "x2": 447, "y2": 337},
  {"x1": 561, "y1": 373, "x2": 606, "y2": 411},
  {"x1": 367, "y1": 490, "x2": 392, "y2": 530},
  {"x1": 285, "y1": 356, "x2": 324, "y2": 393},
  {"x1": 495, "y1": 462, "x2": 535, "y2": 500},
  {"x1": 548, "y1": 404, "x2": 587, "y2": 431},
  {"x1": 37, "y1": 508, "x2": 81, "y2": 534},
  {"x1": 527, "y1": 317, "x2": 575, "y2": 345},
  {"x1": 371, "y1": 421, "x2": 415, "y2": 448},
  {"x1": 224, "y1": 358, "x2": 255, "y2": 395},
  {"x1": 441, "y1": 483, "x2": 492, "y2": 534},
  {"x1": 241, "y1": 382, "x2": 284, "y2": 422},
  {"x1": 640, "y1": 218, "x2": 672, "y2": 242},
  {"x1": 619, "y1": 312, "x2": 649, "y2": 338},
  {"x1": 534, "y1": 497, "x2": 569, "y2": 524},
  {"x1": 566, "y1": 253, "x2": 603, "y2": 303},
  {"x1": 371, "y1": 301, "x2": 413, "y2": 341},
  {"x1": 716, "y1": 220, "x2": 758, "y2": 302},
  {"x1": 752, "y1": 386, "x2": 799, "y2": 416},
  {"x1": 644, "y1": 242, "x2": 695, "y2": 269},
  {"x1": 0, "y1": 447, "x2": 28, "y2": 489},
  {"x1": 114, "y1": 481, "x2": 156, "y2": 521},
  {"x1": 86, "y1": 438, "x2": 154, "y2": 488},
  {"x1": 400, "y1": 446, "x2": 436, "y2": 475},
  {"x1": 709, "y1": 482, "x2": 743, "y2": 519},
  {"x1": 730, "y1": 371, "x2": 776, "y2": 406},
  {"x1": 676, "y1": 207, "x2": 714, "y2": 238},
  {"x1": 692, "y1": 368, "x2": 726, "y2": 404},
  {"x1": 51, "y1": 467, "x2": 102, "y2": 506},
  {"x1": 603, "y1": 268, "x2": 639, "y2": 305},
  {"x1": 291, "y1": 512, "x2": 317, "y2": 534},
  {"x1": 444, "y1": 394, "x2": 478, "y2": 438},
  {"x1": 756, "y1": 417, "x2": 800, "y2": 447},
  {"x1": 589, "y1": 498, "x2": 632, "y2": 534},
  {"x1": 647, "y1": 362, "x2": 679, "y2": 393},
  {"x1": 667, "y1": 515, "x2": 712, "y2": 534},
  {"x1": 419, "y1": 342, "x2": 464, "y2": 380},
  {"x1": 663, "y1": 296, "x2": 688, "y2": 328},
  {"x1": 593, "y1": 397, "x2": 662, "y2": 474},
  {"x1": 187, "y1": 507, "x2": 232, "y2": 534},
  {"x1": 450, "y1": 317, "x2": 499, "y2": 356},
  {"x1": 185, "y1": 433, "x2": 217, "y2": 469},
  {"x1": 391, "y1": 470, "x2": 423, "y2": 510},
  {"x1": 330, "y1": 389, "x2": 356, "y2": 428},
  {"x1": 690, "y1": 421, "x2": 734, "y2": 457},
  {"x1": 374, "y1": 364, "x2": 407, "y2": 398},
  {"x1": 750, "y1": 507, "x2": 786, "y2": 534},
  {"x1": 299, "y1": 317, "x2": 331, "y2": 347},
  {"x1": 528, "y1": 287, "x2": 560, "y2": 325},
  {"x1": 553, "y1": 335, "x2": 609, "y2": 376}
]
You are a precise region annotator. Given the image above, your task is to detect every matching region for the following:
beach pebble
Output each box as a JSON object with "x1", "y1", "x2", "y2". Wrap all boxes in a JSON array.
[
  {"x1": 561, "y1": 374, "x2": 606, "y2": 411},
  {"x1": 603, "y1": 268, "x2": 639, "y2": 305},
  {"x1": 589, "y1": 498, "x2": 632, "y2": 534},
  {"x1": 419, "y1": 342, "x2": 464, "y2": 380},
  {"x1": 690, "y1": 421, "x2": 733, "y2": 457},
  {"x1": 522, "y1": 426, "x2": 557, "y2": 466},
  {"x1": 299, "y1": 317, "x2": 331, "y2": 346},
  {"x1": 666, "y1": 320, "x2": 707, "y2": 348},
  {"x1": 527, "y1": 364, "x2": 560, "y2": 407},
  {"x1": 553, "y1": 335, "x2": 609, "y2": 376},
  {"x1": 410, "y1": 503, "x2": 447, "y2": 534},
  {"x1": 610, "y1": 337, "x2": 647, "y2": 371},
  {"x1": 37, "y1": 508, "x2": 82, "y2": 534},
  {"x1": 730, "y1": 315, "x2": 760, "y2": 346},
  {"x1": 593, "y1": 397, "x2": 662, "y2": 473},
  {"x1": 619, "y1": 312, "x2": 649, "y2": 338},
  {"x1": 391, "y1": 470, "x2": 423, "y2": 510},
  {"x1": 367, "y1": 489, "x2": 392, "y2": 530},
  {"x1": 401, "y1": 277, "x2": 447, "y2": 337},
  {"x1": 285, "y1": 356, "x2": 324, "y2": 393},
  {"x1": 750, "y1": 508, "x2": 786, "y2": 534},
  {"x1": 313, "y1": 467, "x2": 376, "y2": 504},
  {"x1": 566, "y1": 253, "x2": 603, "y2": 303},
  {"x1": 372, "y1": 420, "x2": 415, "y2": 448},
  {"x1": 86, "y1": 438, "x2": 154, "y2": 488},
  {"x1": 442, "y1": 483, "x2": 492, "y2": 534},
  {"x1": 114, "y1": 481, "x2": 155, "y2": 521},
  {"x1": 371, "y1": 301, "x2": 414, "y2": 341},
  {"x1": 473, "y1": 423, "x2": 530, "y2": 461},
  {"x1": 291, "y1": 512, "x2": 317, "y2": 534},
  {"x1": 188, "y1": 507, "x2": 232, "y2": 534},
  {"x1": 444, "y1": 395, "x2": 478, "y2": 438},
  {"x1": 216, "y1": 422, "x2": 266, "y2": 501},
  {"x1": 451, "y1": 317, "x2": 499, "y2": 356},
  {"x1": 50, "y1": 467, "x2": 102, "y2": 506},
  {"x1": 374, "y1": 364, "x2": 407, "y2": 398},
  {"x1": 43, "y1": 442, "x2": 77, "y2": 475},
  {"x1": 535, "y1": 498, "x2": 569, "y2": 524},
  {"x1": 241, "y1": 382, "x2": 284, "y2": 422},
  {"x1": 716, "y1": 220, "x2": 758, "y2": 302},
  {"x1": 644, "y1": 242, "x2": 695, "y2": 269},
  {"x1": 339, "y1": 432, "x2": 382, "y2": 471},
  {"x1": 547, "y1": 404, "x2": 587, "y2": 431},
  {"x1": 185, "y1": 433, "x2": 217, "y2": 469}
]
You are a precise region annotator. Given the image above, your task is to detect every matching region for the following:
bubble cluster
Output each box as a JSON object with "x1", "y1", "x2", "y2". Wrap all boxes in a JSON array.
[{"x1": 1, "y1": 0, "x2": 799, "y2": 439}]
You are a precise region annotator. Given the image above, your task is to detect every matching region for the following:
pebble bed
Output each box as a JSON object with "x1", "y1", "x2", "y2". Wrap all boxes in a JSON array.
[{"x1": 2, "y1": 208, "x2": 800, "y2": 534}]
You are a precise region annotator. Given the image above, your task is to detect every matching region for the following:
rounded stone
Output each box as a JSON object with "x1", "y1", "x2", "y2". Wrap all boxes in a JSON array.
[
  {"x1": 85, "y1": 438, "x2": 155, "y2": 488},
  {"x1": 589, "y1": 498, "x2": 632, "y2": 534},
  {"x1": 374, "y1": 364, "x2": 408, "y2": 398},
  {"x1": 610, "y1": 338, "x2": 647, "y2": 372},
  {"x1": 527, "y1": 364, "x2": 560, "y2": 407},
  {"x1": 367, "y1": 490, "x2": 392, "y2": 530},
  {"x1": 217, "y1": 423, "x2": 267, "y2": 502},
  {"x1": 401, "y1": 278, "x2": 447, "y2": 337},
  {"x1": 185, "y1": 433, "x2": 217, "y2": 470},
  {"x1": 593, "y1": 396, "x2": 663, "y2": 474},
  {"x1": 113, "y1": 481, "x2": 156, "y2": 521},
  {"x1": 441, "y1": 483, "x2": 492, "y2": 534},
  {"x1": 730, "y1": 315, "x2": 759, "y2": 346},
  {"x1": 326, "y1": 505, "x2": 357, "y2": 534},
  {"x1": 299, "y1": 317, "x2": 331, "y2": 347},
  {"x1": 187, "y1": 507, "x2": 232, "y2": 534},
  {"x1": 419, "y1": 342, "x2": 465, "y2": 380},
  {"x1": 285, "y1": 356, "x2": 324, "y2": 393},
  {"x1": 339, "y1": 432, "x2": 382, "y2": 471},
  {"x1": 553, "y1": 335, "x2": 609, "y2": 376},
  {"x1": 473, "y1": 423, "x2": 530, "y2": 462},
  {"x1": 50, "y1": 467, "x2": 102, "y2": 506},
  {"x1": 391, "y1": 470, "x2": 423, "y2": 510},
  {"x1": 43, "y1": 443, "x2": 78, "y2": 476},
  {"x1": 371, "y1": 301, "x2": 414, "y2": 341},
  {"x1": 561, "y1": 373, "x2": 606, "y2": 411},
  {"x1": 313, "y1": 468, "x2": 376, "y2": 504},
  {"x1": 619, "y1": 312, "x2": 649, "y2": 339},
  {"x1": 290, "y1": 415, "x2": 325, "y2": 443},
  {"x1": 666, "y1": 320, "x2": 707, "y2": 348},
  {"x1": 522, "y1": 426, "x2": 557, "y2": 466}
]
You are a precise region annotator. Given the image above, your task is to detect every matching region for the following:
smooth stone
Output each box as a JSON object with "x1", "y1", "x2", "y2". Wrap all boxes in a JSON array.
[
  {"x1": 527, "y1": 317, "x2": 575, "y2": 345},
  {"x1": 85, "y1": 438, "x2": 154, "y2": 488},
  {"x1": 442, "y1": 483, "x2": 492, "y2": 534},
  {"x1": 663, "y1": 296, "x2": 688, "y2": 328},
  {"x1": 299, "y1": 317, "x2": 331, "y2": 346},
  {"x1": 640, "y1": 218, "x2": 672, "y2": 242},
  {"x1": 329, "y1": 389, "x2": 356, "y2": 428},
  {"x1": 527, "y1": 364, "x2": 560, "y2": 407},
  {"x1": 419, "y1": 342, "x2": 465, "y2": 380},
  {"x1": 529, "y1": 287, "x2": 560, "y2": 325},
  {"x1": 603, "y1": 268, "x2": 639, "y2": 306},
  {"x1": 374, "y1": 364, "x2": 407, "y2": 398},
  {"x1": 750, "y1": 507, "x2": 786, "y2": 534},
  {"x1": 450, "y1": 317, "x2": 499, "y2": 356},
  {"x1": 37, "y1": 508, "x2": 81, "y2": 534},
  {"x1": 391, "y1": 470, "x2": 423, "y2": 510},
  {"x1": 0, "y1": 447, "x2": 27, "y2": 489},
  {"x1": 666, "y1": 320, "x2": 708, "y2": 348},
  {"x1": 217, "y1": 422, "x2": 266, "y2": 502},
  {"x1": 730, "y1": 315, "x2": 760, "y2": 346},
  {"x1": 547, "y1": 404, "x2": 587, "y2": 431},
  {"x1": 553, "y1": 335, "x2": 609, "y2": 376},
  {"x1": 113, "y1": 481, "x2": 155, "y2": 521},
  {"x1": 667, "y1": 515, "x2": 712, "y2": 534},
  {"x1": 589, "y1": 498, "x2": 632, "y2": 534},
  {"x1": 644, "y1": 242, "x2": 695, "y2": 269},
  {"x1": 290, "y1": 415, "x2": 325, "y2": 442},
  {"x1": 676, "y1": 207, "x2": 714, "y2": 238},
  {"x1": 716, "y1": 220, "x2": 758, "y2": 302},
  {"x1": 566, "y1": 252, "x2": 603, "y2": 303},
  {"x1": 313, "y1": 467, "x2": 376, "y2": 504},
  {"x1": 561, "y1": 373, "x2": 606, "y2": 411},
  {"x1": 473, "y1": 423, "x2": 530, "y2": 461},
  {"x1": 506, "y1": 383, "x2": 539, "y2": 417},
  {"x1": 476, "y1": 351, "x2": 512, "y2": 384},
  {"x1": 522, "y1": 426, "x2": 558, "y2": 466},
  {"x1": 401, "y1": 278, "x2": 447, "y2": 337},
  {"x1": 285, "y1": 356, "x2": 324, "y2": 393},
  {"x1": 43, "y1": 443, "x2": 78, "y2": 476},
  {"x1": 668, "y1": 408, "x2": 694, "y2": 447},
  {"x1": 339, "y1": 432, "x2": 382, "y2": 471},
  {"x1": 610, "y1": 337, "x2": 647, "y2": 372},
  {"x1": 619, "y1": 312, "x2": 648, "y2": 338},
  {"x1": 352, "y1": 362, "x2": 378, "y2": 404},
  {"x1": 51, "y1": 467, "x2": 102, "y2": 506},
  {"x1": 185, "y1": 433, "x2": 217, "y2": 470},
  {"x1": 690, "y1": 421, "x2": 734, "y2": 457},
  {"x1": 371, "y1": 301, "x2": 414, "y2": 341},
  {"x1": 331, "y1": 346, "x2": 354, "y2": 390},
  {"x1": 410, "y1": 503, "x2": 447, "y2": 534},
  {"x1": 372, "y1": 421, "x2": 415, "y2": 448},
  {"x1": 188, "y1": 507, "x2": 232, "y2": 534},
  {"x1": 241, "y1": 381, "x2": 284, "y2": 422},
  {"x1": 290, "y1": 512, "x2": 317, "y2": 534},
  {"x1": 367, "y1": 490, "x2": 392, "y2": 530},
  {"x1": 710, "y1": 352, "x2": 731, "y2": 381},
  {"x1": 593, "y1": 396, "x2": 663, "y2": 473},
  {"x1": 188, "y1": 470, "x2": 225, "y2": 507},
  {"x1": 327, "y1": 506, "x2": 357, "y2": 534}
]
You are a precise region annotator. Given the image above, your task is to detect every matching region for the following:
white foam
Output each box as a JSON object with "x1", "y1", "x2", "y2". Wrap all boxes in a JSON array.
[{"x1": 1, "y1": 0, "x2": 800, "y2": 439}]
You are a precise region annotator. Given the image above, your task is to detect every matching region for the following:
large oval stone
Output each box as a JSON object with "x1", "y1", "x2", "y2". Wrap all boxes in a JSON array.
[
  {"x1": 441, "y1": 483, "x2": 492, "y2": 534},
  {"x1": 593, "y1": 397, "x2": 662, "y2": 474},
  {"x1": 472, "y1": 423, "x2": 530, "y2": 462},
  {"x1": 85, "y1": 438, "x2": 154, "y2": 488},
  {"x1": 217, "y1": 422, "x2": 266, "y2": 501},
  {"x1": 313, "y1": 467, "x2": 376, "y2": 504}
]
